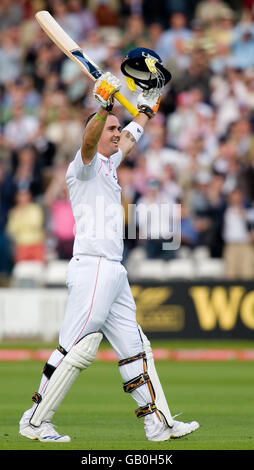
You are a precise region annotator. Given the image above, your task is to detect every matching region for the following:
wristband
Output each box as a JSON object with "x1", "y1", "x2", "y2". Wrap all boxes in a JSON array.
[
  {"x1": 95, "y1": 113, "x2": 106, "y2": 123},
  {"x1": 122, "y1": 122, "x2": 144, "y2": 142}
]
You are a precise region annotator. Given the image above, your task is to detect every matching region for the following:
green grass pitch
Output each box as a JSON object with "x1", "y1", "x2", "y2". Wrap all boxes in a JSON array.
[{"x1": 0, "y1": 340, "x2": 254, "y2": 451}]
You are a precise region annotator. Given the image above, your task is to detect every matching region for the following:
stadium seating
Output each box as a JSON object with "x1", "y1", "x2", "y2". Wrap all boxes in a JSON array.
[
  {"x1": 12, "y1": 261, "x2": 45, "y2": 287},
  {"x1": 130, "y1": 259, "x2": 166, "y2": 281},
  {"x1": 164, "y1": 258, "x2": 196, "y2": 279},
  {"x1": 195, "y1": 258, "x2": 225, "y2": 279},
  {"x1": 44, "y1": 260, "x2": 69, "y2": 287}
]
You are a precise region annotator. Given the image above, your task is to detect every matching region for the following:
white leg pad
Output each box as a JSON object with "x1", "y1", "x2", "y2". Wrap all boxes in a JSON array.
[
  {"x1": 138, "y1": 326, "x2": 174, "y2": 427},
  {"x1": 30, "y1": 332, "x2": 103, "y2": 426}
]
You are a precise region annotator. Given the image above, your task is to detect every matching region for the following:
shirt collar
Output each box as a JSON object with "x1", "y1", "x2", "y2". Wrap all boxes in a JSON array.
[{"x1": 98, "y1": 153, "x2": 109, "y2": 161}]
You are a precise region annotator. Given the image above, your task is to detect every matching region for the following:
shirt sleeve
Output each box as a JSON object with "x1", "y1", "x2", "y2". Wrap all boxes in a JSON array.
[{"x1": 72, "y1": 148, "x2": 99, "y2": 181}]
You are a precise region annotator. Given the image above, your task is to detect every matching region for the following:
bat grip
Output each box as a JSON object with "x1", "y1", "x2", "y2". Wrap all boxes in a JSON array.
[{"x1": 114, "y1": 91, "x2": 139, "y2": 117}]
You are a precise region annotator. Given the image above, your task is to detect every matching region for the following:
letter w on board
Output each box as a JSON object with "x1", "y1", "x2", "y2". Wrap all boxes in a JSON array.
[{"x1": 189, "y1": 286, "x2": 245, "y2": 330}]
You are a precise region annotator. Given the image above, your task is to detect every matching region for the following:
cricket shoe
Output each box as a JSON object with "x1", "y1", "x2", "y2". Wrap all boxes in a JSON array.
[
  {"x1": 19, "y1": 419, "x2": 71, "y2": 442},
  {"x1": 145, "y1": 413, "x2": 199, "y2": 441}
]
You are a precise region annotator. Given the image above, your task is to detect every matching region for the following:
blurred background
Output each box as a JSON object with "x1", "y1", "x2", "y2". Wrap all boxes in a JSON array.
[{"x1": 1, "y1": 0, "x2": 254, "y2": 341}]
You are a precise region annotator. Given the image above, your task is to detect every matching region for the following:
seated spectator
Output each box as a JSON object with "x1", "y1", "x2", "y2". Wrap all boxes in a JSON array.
[
  {"x1": 81, "y1": 28, "x2": 112, "y2": 70},
  {"x1": 181, "y1": 202, "x2": 201, "y2": 249},
  {"x1": 0, "y1": 1, "x2": 24, "y2": 31},
  {"x1": 60, "y1": 55, "x2": 89, "y2": 104},
  {"x1": 161, "y1": 163, "x2": 183, "y2": 203},
  {"x1": 184, "y1": 18, "x2": 213, "y2": 56},
  {"x1": 227, "y1": 117, "x2": 254, "y2": 160},
  {"x1": 3, "y1": 102, "x2": 40, "y2": 151},
  {"x1": 206, "y1": 172, "x2": 227, "y2": 257},
  {"x1": 230, "y1": 21, "x2": 254, "y2": 70},
  {"x1": 205, "y1": 8, "x2": 234, "y2": 50},
  {"x1": 120, "y1": 14, "x2": 149, "y2": 55},
  {"x1": 136, "y1": 178, "x2": 176, "y2": 260},
  {"x1": 92, "y1": 0, "x2": 120, "y2": 26},
  {"x1": 44, "y1": 163, "x2": 75, "y2": 260},
  {"x1": 175, "y1": 48, "x2": 212, "y2": 102},
  {"x1": 32, "y1": 122, "x2": 57, "y2": 169},
  {"x1": 186, "y1": 14, "x2": 233, "y2": 75},
  {"x1": 52, "y1": 0, "x2": 84, "y2": 42},
  {"x1": 1, "y1": 80, "x2": 26, "y2": 124},
  {"x1": 67, "y1": 0, "x2": 97, "y2": 40},
  {"x1": 143, "y1": 118, "x2": 190, "y2": 180},
  {"x1": 132, "y1": 154, "x2": 152, "y2": 198},
  {"x1": 166, "y1": 91, "x2": 196, "y2": 149},
  {"x1": 31, "y1": 42, "x2": 62, "y2": 93},
  {"x1": 20, "y1": 74, "x2": 42, "y2": 111},
  {"x1": 147, "y1": 22, "x2": 164, "y2": 51},
  {"x1": 12, "y1": 145, "x2": 43, "y2": 198},
  {"x1": 223, "y1": 188, "x2": 254, "y2": 279},
  {"x1": 143, "y1": 123, "x2": 169, "y2": 179},
  {"x1": 194, "y1": 0, "x2": 234, "y2": 27},
  {"x1": 188, "y1": 172, "x2": 226, "y2": 256},
  {"x1": 45, "y1": 105, "x2": 83, "y2": 162},
  {"x1": 239, "y1": 150, "x2": 254, "y2": 202},
  {"x1": 0, "y1": 26, "x2": 22, "y2": 85},
  {"x1": 243, "y1": 64, "x2": 254, "y2": 110},
  {"x1": 156, "y1": 11, "x2": 193, "y2": 69},
  {"x1": 0, "y1": 159, "x2": 15, "y2": 277},
  {"x1": 7, "y1": 188, "x2": 45, "y2": 263},
  {"x1": 169, "y1": 88, "x2": 215, "y2": 154},
  {"x1": 223, "y1": 157, "x2": 242, "y2": 195},
  {"x1": 213, "y1": 137, "x2": 238, "y2": 176},
  {"x1": 213, "y1": 81, "x2": 242, "y2": 137}
]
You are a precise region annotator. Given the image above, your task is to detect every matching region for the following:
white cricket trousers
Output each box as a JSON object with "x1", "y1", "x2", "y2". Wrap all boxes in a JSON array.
[
  {"x1": 60, "y1": 255, "x2": 141, "y2": 357},
  {"x1": 38, "y1": 255, "x2": 152, "y2": 409}
]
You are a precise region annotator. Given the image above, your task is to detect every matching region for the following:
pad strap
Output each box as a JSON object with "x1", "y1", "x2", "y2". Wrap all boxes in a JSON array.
[
  {"x1": 42, "y1": 362, "x2": 56, "y2": 380},
  {"x1": 135, "y1": 402, "x2": 157, "y2": 418},
  {"x1": 57, "y1": 345, "x2": 68, "y2": 356},
  {"x1": 123, "y1": 372, "x2": 151, "y2": 393},
  {"x1": 32, "y1": 392, "x2": 42, "y2": 404},
  {"x1": 42, "y1": 345, "x2": 68, "y2": 380},
  {"x1": 118, "y1": 352, "x2": 146, "y2": 367}
]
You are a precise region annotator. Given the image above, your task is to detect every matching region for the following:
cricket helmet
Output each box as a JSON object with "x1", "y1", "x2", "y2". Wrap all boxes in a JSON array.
[{"x1": 121, "y1": 47, "x2": 172, "y2": 90}]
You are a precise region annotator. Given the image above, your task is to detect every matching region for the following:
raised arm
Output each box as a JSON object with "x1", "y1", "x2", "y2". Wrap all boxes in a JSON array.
[
  {"x1": 119, "y1": 88, "x2": 162, "y2": 159},
  {"x1": 81, "y1": 72, "x2": 121, "y2": 164},
  {"x1": 81, "y1": 108, "x2": 108, "y2": 164}
]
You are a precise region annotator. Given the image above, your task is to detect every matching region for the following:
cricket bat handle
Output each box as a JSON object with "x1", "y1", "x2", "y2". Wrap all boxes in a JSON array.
[{"x1": 114, "y1": 91, "x2": 139, "y2": 117}]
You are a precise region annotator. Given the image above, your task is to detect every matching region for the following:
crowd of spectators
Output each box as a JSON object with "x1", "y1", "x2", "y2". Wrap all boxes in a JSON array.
[{"x1": 1, "y1": 0, "x2": 254, "y2": 283}]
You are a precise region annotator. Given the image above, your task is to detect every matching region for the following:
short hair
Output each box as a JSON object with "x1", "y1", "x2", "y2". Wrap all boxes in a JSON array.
[{"x1": 85, "y1": 111, "x2": 115, "y2": 127}]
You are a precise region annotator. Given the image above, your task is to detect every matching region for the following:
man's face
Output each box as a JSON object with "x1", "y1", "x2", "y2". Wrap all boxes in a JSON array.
[{"x1": 98, "y1": 114, "x2": 121, "y2": 157}]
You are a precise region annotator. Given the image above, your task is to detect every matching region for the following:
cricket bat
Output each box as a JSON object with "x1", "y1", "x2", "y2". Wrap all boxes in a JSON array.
[{"x1": 35, "y1": 10, "x2": 138, "y2": 117}]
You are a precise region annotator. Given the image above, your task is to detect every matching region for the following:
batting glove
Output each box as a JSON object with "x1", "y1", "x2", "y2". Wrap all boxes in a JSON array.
[
  {"x1": 137, "y1": 88, "x2": 162, "y2": 119},
  {"x1": 93, "y1": 72, "x2": 121, "y2": 111}
]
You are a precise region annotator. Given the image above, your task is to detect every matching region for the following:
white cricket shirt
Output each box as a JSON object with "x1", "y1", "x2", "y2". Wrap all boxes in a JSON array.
[{"x1": 66, "y1": 148, "x2": 124, "y2": 261}]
